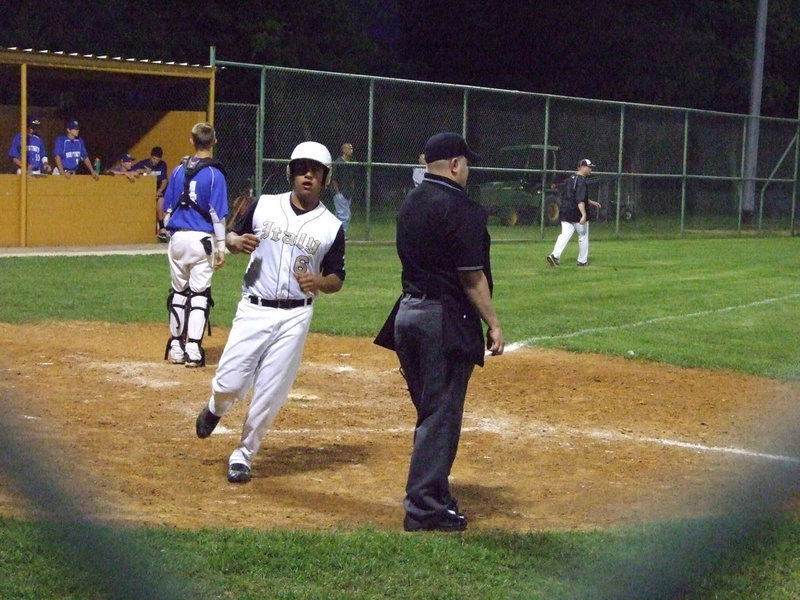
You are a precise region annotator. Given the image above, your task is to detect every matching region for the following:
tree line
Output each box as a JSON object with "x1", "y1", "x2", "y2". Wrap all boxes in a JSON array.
[{"x1": 1, "y1": 0, "x2": 797, "y2": 117}]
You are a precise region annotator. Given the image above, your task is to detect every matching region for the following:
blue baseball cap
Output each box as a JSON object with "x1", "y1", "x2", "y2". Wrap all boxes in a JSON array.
[
  {"x1": 66, "y1": 119, "x2": 80, "y2": 130},
  {"x1": 28, "y1": 116, "x2": 41, "y2": 128},
  {"x1": 120, "y1": 153, "x2": 133, "y2": 162}
]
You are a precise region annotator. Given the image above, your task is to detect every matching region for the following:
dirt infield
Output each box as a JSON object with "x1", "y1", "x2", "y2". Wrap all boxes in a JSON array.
[{"x1": 1, "y1": 321, "x2": 798, "y2": 532}]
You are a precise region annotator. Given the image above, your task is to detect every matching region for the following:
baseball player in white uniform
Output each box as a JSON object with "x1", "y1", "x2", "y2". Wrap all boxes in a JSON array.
[{"x1": 195, "y1": 141, "x2": 346, "y2": 484}]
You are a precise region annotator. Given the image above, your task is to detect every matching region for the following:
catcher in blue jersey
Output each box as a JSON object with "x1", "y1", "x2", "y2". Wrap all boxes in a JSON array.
[{"x1": 162, "y1": 122, "x2": 229, "y2": 368}]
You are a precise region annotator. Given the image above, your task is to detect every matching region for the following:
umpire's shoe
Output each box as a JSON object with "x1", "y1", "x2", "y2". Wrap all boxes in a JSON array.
[
  {"x1": 227, "y1": 463, "x2": 251, "y2": 484},
  {"x1": 403, "y1": 509, "x2": 467, "y2": 532},
  {"x1": 195, "y1": 405, "x2": 220, "y2": 438}
]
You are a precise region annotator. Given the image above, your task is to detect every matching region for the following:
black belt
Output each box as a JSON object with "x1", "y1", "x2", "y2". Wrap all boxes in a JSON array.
[
  {"x1": 403, "y1": 292, "x2": 438, "y2": 301},
  {"x1": 247, "y1": 294, "x2": 312, "y2": 309}
]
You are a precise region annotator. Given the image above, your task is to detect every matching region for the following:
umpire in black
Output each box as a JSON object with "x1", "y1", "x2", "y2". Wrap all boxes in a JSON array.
[{"x1": 376, "y1": 131, "x2": 504, "y2": 532}]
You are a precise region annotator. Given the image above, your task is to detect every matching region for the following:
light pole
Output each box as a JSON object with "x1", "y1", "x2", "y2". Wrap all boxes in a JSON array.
[{"x1": 742, "y1": 0, "x2": 768, "y2": 225}]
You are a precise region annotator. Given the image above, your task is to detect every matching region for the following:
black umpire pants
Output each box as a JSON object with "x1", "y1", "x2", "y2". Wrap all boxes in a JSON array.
[{"x1": 395, "y1": 295, "x2": 474, "y2": 523}]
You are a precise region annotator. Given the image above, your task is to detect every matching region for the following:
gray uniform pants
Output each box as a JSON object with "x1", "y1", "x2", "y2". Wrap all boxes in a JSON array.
[{"x1": 395, "y1": 295, "x2": 474, "y2": 523}]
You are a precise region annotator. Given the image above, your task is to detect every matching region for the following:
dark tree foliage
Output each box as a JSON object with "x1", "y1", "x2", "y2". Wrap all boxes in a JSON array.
[
  {"x1": 0, "y1": 0, "x2": 797, "y2": 117},
  {"x1": 391, "y1": 0, "x2": 800, "y2": 117}
]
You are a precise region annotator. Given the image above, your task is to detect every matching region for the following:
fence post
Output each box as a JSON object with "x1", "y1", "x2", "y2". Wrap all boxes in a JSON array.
[
  {"x1": 615, "y1": 104, "x2": 625, "y2": 235},
  {"x1": 256, "y1": 67, "x2": 266, "y2": 196},
  {"x1": 681, "y1": 110, "x2": 689, "y2": 235},
  {"x1": 539, "y1": 96, "x2": 551, "y2": 238},
  {"x1": 365, "y1": 79, "x2": 375, "y2": 241},
  {"x1": 738, "y1": 120, "x2": 747, "y2": 231},
  {"x1": 462, "y1": 88, "x2": 469, "y2": 137},
  {"x1": 792, "y1": 88, "x2": 800, "y2": 234}
]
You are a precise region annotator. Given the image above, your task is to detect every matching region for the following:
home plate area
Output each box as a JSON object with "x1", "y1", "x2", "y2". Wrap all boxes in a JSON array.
[{"x1": 1, "y1": 321, "x2": 798, "y2": 531}]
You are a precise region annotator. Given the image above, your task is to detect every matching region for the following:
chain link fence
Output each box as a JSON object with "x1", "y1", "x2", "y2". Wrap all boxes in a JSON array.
[{"x1": 215, "y1": 61, "x2": 799, "y2": 241}]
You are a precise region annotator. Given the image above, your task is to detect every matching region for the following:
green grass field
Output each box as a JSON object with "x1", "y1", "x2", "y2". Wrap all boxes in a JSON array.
[{"x1": 1, "y1": 235, "x2": 799, "y2": 599}]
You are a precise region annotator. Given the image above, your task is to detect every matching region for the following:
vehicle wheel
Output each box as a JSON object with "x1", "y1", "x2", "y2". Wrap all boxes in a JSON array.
[
  {"x1": 516, "y1": 205, "x2": 539, "y2": 225},
  {"x1": 500, "y1": 207, "x2": 519, "y2": 227},
  {"x1": 622, "y1": 208, "x2": 634, "y2": 221},
  {"x1": 545, "y1": 200, "x2": 560, "y2": 225}
]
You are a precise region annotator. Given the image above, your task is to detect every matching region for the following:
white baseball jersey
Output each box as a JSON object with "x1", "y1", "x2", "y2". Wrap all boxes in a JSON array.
[
  {"x1": 209, "y1": 191, "x2": 345, "y2": 468},
  {"x1": 235, "y1": 192, "x2": 345, "y2": 300}
]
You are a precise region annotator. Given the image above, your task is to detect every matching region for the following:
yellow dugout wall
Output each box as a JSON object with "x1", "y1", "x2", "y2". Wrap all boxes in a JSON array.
[
  {"x1": 6, "y1": 175, "x2": 154, "y2": 246},
  {"x1": 0, "y1": 110, "x2": 207, "y2": 247}
]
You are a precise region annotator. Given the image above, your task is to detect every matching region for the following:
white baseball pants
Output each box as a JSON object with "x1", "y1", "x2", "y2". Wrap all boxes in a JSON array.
[
  {"x1": 209, "y1": 298, "x2": 313, "y2": 468},
  {"x1": 551, "y1": 221, "x2": 589, "y2": 264},
  {"x1": 167, "y1": 230, "x2": 215, "y2": 292}
]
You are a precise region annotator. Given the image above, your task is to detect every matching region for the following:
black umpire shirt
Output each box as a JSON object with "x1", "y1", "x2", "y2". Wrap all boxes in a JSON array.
[
  {"x1": 395, "y1": 172, "x2": 493, "y2": 366},
  {"x1": 397, "y1": 172, "x2": 492, "y2": 299}
]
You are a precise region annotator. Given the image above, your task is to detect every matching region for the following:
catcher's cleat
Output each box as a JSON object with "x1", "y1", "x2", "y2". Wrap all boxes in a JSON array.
[
  {"x1": 165, "y1": 338, "x2": 185, "y2": 364},
  {"x1": 227, "y1": 463, "x2": 251, "y2": 484},
  {"x1": 184, "y1": 343, "x2": 205, "y2": 368},
  {"x1": 168, "y1": 342, "x2": 185, "y2": 364},
  {"x1": 546, "y1": 254, "x2": 560, "y2": 267},
  {"x1": 195, "y1": 405, "x2": 220, "y2": 438}
]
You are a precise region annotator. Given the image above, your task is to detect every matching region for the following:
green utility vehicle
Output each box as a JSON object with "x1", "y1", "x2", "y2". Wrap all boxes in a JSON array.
[{"x1": 474, "y1": 144, "x2": 562, "y2": 226}]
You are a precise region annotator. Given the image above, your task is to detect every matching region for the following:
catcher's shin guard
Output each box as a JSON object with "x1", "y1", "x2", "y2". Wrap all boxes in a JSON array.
[
  {"x1": 185, "y1": 289, "x2": 214, "y2": 367},
  {"x1": 164, "y1": 288, "x2": 190, "y2": 361},
  {"x1": 186, "y1": 288, "x2": 213, "y2": 341}
]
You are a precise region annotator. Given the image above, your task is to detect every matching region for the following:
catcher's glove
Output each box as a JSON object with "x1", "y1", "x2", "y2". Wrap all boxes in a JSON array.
[{"x1": 228, "y1": 190, "x2": 255, "y2": 230}]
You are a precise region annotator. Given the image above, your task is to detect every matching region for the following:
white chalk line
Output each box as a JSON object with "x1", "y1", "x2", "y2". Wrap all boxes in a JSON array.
[
  {"x1": 505, "y1": 293, "x2": 800, "y2": 352},
  {"x1": 206, "y1": 419, "x2": 800, "y2": 465},
  {"x1": 583, "y1": 429, "x2": 800, "y2": 464}
]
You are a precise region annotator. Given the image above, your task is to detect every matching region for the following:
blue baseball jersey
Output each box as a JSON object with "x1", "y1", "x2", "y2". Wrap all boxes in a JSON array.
[
  {"x1": 9, "y1": 133, "x2": 47, "y2": 170},
  {"x1": 54, "y1": 136, "x2": 88, "y2": 171},
  {"x1": 163, "y1": 159, "x2": 228, "y2": 234},
  {"x1": 133, "y1": 158, "x2": 168, "y2": 188}
]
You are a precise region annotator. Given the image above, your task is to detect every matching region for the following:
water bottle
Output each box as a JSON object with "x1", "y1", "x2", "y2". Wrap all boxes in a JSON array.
[{"x1": 94, "y1": 157, "x2": 101, "y2": 174}]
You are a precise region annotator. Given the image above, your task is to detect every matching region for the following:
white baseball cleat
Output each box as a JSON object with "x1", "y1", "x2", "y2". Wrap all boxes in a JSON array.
[{"x1": 167, "y1": 340, "x2": 185, "y2": 364}]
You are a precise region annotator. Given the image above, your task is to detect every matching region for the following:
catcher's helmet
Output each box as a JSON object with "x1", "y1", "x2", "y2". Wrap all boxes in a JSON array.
[{"x1": 286, "y1": 141, "x2": 332, "y2": 186}]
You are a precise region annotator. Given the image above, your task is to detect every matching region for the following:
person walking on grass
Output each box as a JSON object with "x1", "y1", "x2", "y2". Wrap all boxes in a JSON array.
[{"x1": 547, "y1": 158, "x2": 601, "y2": 267}]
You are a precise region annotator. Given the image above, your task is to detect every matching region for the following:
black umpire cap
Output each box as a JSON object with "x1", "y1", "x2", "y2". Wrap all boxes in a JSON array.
[{"x1": 424, "y1": 132, "x2": 481, "y2": 164}]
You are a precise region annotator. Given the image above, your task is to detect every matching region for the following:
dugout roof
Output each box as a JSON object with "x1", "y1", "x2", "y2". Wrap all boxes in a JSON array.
[
  {"x1": 0, "y1": 46, "x2": 214, "y2": 115},
  {"x1": 0, "y1": 46, "x2": 212, "y2": 78}
]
